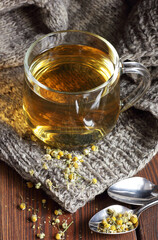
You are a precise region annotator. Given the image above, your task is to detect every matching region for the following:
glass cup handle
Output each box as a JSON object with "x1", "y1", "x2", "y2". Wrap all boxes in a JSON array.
[{"x1": 120, "y1": 62, "x2": 151, "y2": 112}]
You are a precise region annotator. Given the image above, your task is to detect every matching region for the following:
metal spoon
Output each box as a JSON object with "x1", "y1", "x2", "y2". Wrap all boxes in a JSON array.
[
  {"x1": 107, "y1": 177, "x2": 158, "y2": 205},
  {"x1": 89, "y1": 197, "x2": 158, "y2": 234}
]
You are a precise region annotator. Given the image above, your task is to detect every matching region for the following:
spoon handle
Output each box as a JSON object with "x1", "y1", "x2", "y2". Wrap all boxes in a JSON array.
[{"x1": 135, "y1": 197, "x2": 158, "y2": 217}]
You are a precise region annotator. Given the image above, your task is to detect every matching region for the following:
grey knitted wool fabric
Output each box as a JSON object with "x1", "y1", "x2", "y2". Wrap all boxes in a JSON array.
[{"x1": 0, "y1": 0, "x2": 158, "y2": 213}]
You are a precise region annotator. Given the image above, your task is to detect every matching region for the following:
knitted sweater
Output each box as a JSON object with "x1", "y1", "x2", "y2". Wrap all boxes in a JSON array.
[{"x1": 0, "y1": 0, "x2": 157, "y2": 212}]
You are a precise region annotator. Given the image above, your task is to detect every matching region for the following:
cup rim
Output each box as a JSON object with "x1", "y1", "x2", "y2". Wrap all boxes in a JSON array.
[{"x1": 24, "y1": 30, "x2": 120, "y2": 95}]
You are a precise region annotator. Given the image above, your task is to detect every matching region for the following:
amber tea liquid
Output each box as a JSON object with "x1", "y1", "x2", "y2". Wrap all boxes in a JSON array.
[{"x1": 23, "y1": 45, "x2": 120, "y2": 148}]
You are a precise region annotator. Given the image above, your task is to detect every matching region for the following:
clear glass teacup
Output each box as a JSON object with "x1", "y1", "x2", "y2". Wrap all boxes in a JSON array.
[{"x1": 23, "y1": 30, "x2": 150, "y2": 148}]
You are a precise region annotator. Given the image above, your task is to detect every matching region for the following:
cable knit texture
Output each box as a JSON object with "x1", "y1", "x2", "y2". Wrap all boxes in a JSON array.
[{"x1": 0, "y1": 0, "x2": 158, "y2": 213}]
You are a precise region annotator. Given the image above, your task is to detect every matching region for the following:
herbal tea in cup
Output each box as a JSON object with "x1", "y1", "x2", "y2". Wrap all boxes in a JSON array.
[{"x1": 23, "y1": 30, "x2": 150, "y2": 148}]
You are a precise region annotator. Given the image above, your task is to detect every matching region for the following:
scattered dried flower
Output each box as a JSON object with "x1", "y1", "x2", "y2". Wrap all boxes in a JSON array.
[
  {"x1": 29, "y1": 169, "x2": 34, "y2": 176},
  {"x1": 42, "y1": 163, "x2": 48, "y2": 170},
  {"x1": 62, "y1": 221, "x2": 68, "y2": 229},
  {"x1": 72, "y1": 156, "x2": 78, "y2": 162},
  {"x1": 55, "y1": 218, "x2": 60, "y2": 224},
  {"x1": 37, "y1": 232, "x2": 45, "y2": 239},
  {"x1": 58, "y1": 151, "x2": 64, "y2": 157},
  {"x1": 66, "y1": 153, "x2": 72, "y2": 159},
  {"x1": 92, "y1": 178, "x2": 97, "y2": 184},
  {"x1": 26, "y1": 182, "x2": 34, "y2": 188},
  {"x1": 54, "y1": 209, "x2": 63, "y2": 216},
  {"x1": 35, "y1": 182, "x2": 41, "y2": 189},
  {"x1": 46, "y1": 179, "x2": 53, "y2": 189},
  {"x1": 55, "y1": 233, "x2": 62, "y2": 240},
  {"x1": 42, "y1": 199, "x2": 46, "y2": 204},
  {"x1": 19, "y1": 203, "x2": 26, "y2": 210},
  {"x1": 91, "y1": 145, "x2": 98, "y2": 151},
  {"x1": 83, "y1": 149, "x2": 89, "y2": 155},
  {"x1": 31, "y1": 214, "x2": 37, "y2": 222}
]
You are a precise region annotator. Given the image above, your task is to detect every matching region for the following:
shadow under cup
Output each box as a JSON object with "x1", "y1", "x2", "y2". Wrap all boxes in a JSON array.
[{"x1": 23, "y1": 30, "x2": 123, "y2": 148}]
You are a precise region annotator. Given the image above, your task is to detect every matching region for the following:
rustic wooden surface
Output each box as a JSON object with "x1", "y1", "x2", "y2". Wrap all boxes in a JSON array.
[{"x1": 0, "y1": 153, "x2": 158, "y2": 240}]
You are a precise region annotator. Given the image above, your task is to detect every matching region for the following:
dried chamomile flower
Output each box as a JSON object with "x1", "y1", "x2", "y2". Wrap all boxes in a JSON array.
[
  {"x1": 51, "y1": 218, "x2": 56, "y2": 226},
  {"x1": 73, "y1": 162, "x2": 79, "y2": 169},
  {"x1": 58, "y1": 151, "x2": 64, "y2": 157},
  {"x1": 64, "y1": 173, "x2": 69, "y2": 180},
  {"x1": 91, "y1": 145, "x2": 98, "y2": 151},
  {"x1": 26, "y1": 182, "x2": 33, "y2": 188},
  {"x1": 117, "y1": 219, "x2": 123, "y2": 225},
  {"x1": 42, "y1": 199, "x2": 46, "y2": 204},
  {"x1": 130, "y1": 215, "x2": 138, "y2": 224},
  {"x1": 46, "y1": 179, "x2": 53, "y2": 189},
  {"x1": 68, "y1": 173, "x2": 74, "y2": 181},
  {"x1": 45, "y1": 146, "x2": 52, "y2": 154},
  {"x1": 111, "y1": 225, "x2": 116, "y2": 231},
  {"x1": 58, "y1": 209, "x2": 63, "y2": 215},
  {"x1": 35, "y1": 182, "x2": 41, "y2": 189},
  {"x1": 107, "y1": 208, "x2": 114, "y2": 215},
  {"x1": 55, "y1": 233, "x2": 62, "y2": 240},
  {"x1": 29, "y1": 169, "x2": 34, "y2": 176},
  {"x1": 55, "y1": 218, "x2": 60, "y2": 224},
  {"x1": 54, "y1": 210, "x2": 59, "y2": 216},
  {"x1": 92, "y1": 178, "x2": 97, "y2": 184},
  {"x1": 54, "y1": 209, "x2": 63, "y2": 216},
  {"x1": 42, "y1": 163, "x2": 48, "y2": 170},
  {"x1": 37, "y1": 232, "x2": 45, "y2": 239},
  {"x1": 62, "y1": 221, "x2": 68, "y2": 229},
  {"x1": 83, "y1": 149, "x2": 89, "y2": 155},
  {"x1": 111, "y1": 216, "x2": 116, "y2": 222},
  {"x1": 31, "y1": 214, "x2": 37, "y2": 222},
  {"x1": 79, "y1": 159, "x2": 84, "y2": 163},
  {"x1": 72, "y1": 156, "x2": 78, "y2": 162},
  {"x1": 19, "y1": 203, "x2": 26, "y2": 210},
  {"x1": 66, "y1": 153, "x2": 72, "y2": 159}
]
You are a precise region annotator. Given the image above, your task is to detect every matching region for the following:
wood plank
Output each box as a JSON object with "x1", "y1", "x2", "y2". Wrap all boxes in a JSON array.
[
  {"x1": 0, "y1": 153, "x2": 158, "y2": 240},
  {"x1": 135, "y1": 154, "x2": 158, "y2": 240}
]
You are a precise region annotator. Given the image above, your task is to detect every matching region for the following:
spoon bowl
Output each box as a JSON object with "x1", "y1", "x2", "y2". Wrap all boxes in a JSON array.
[
  {"x1": 89, "y1": 197, "x2": 158, "y2": 234},
  {"x1": 108, "y1": 177, "x2": 158, "y2": 205},
  {"x1": 89, "y1": 205, "x2": 135, "y2": 234}
]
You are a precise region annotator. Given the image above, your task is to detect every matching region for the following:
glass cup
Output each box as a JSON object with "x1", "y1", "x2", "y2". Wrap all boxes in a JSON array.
[{"x1": 23, "y1": 30, "x2": 150, "y2": 148}]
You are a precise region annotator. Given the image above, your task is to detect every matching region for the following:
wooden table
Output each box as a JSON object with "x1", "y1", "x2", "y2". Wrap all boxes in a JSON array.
[{"x1": 0, "y1": 153, "x2": 158, "y2": 240}]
